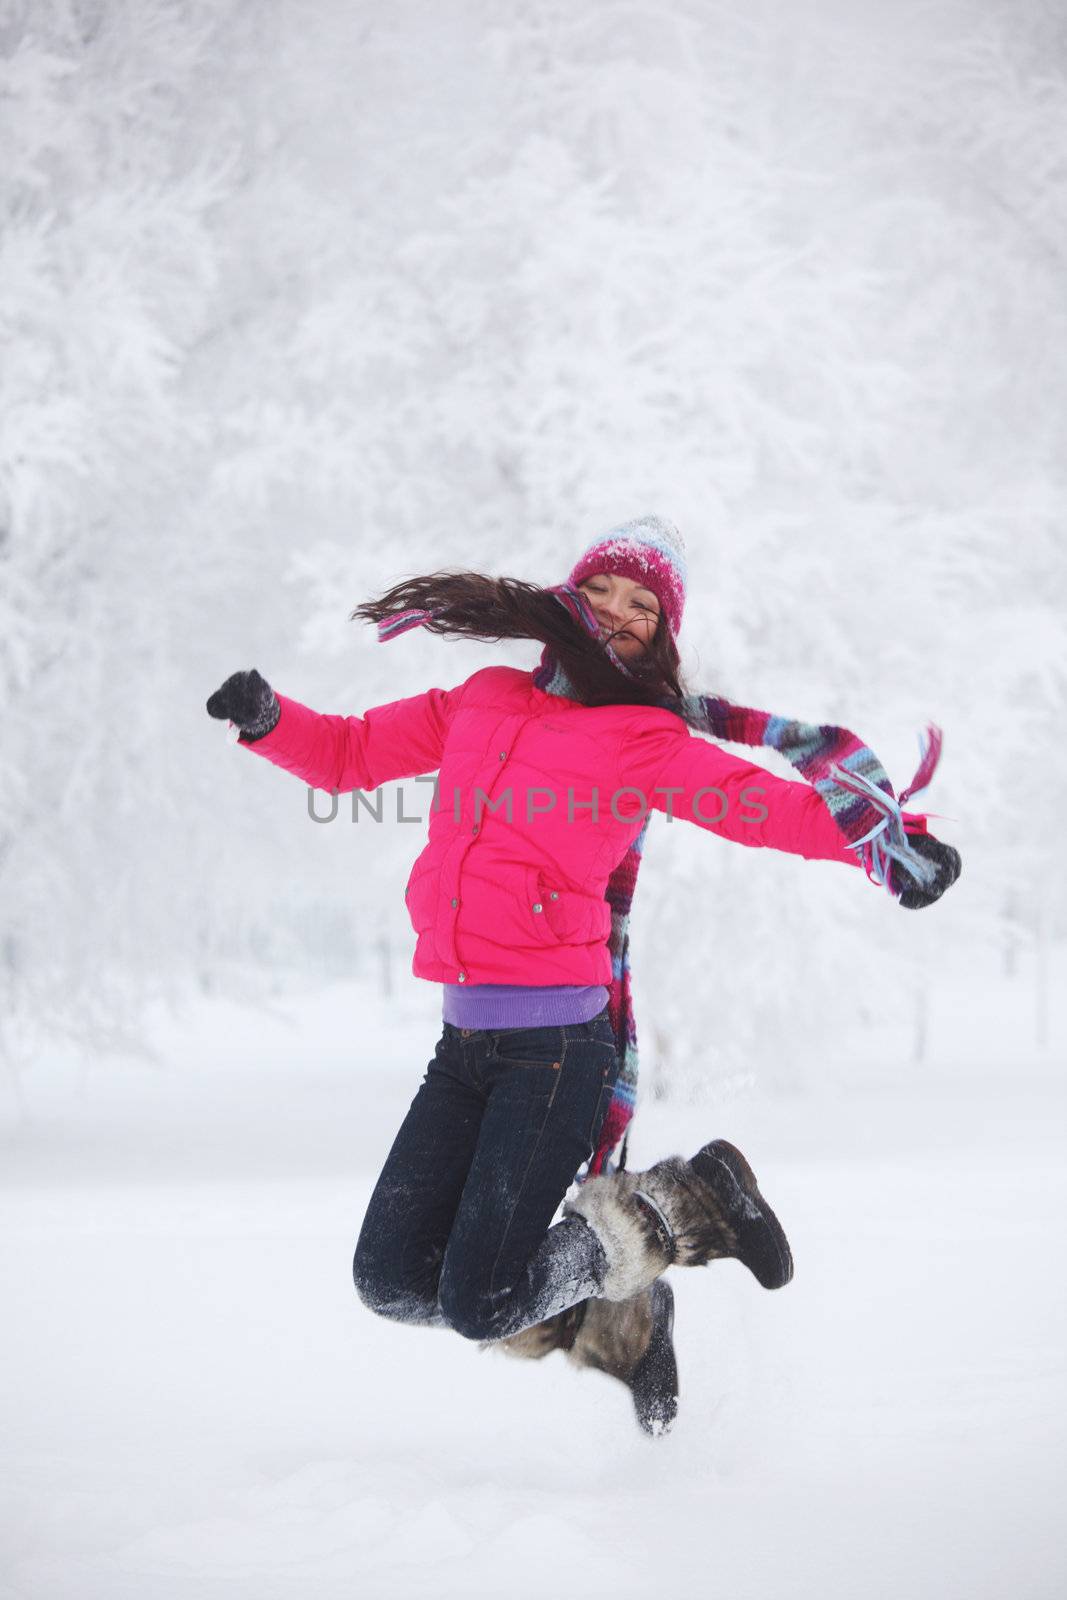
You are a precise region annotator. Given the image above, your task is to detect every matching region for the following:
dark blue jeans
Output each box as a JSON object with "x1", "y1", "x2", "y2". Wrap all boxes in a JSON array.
[{"x1": 353, "y1": 1006, "x2": 621, "y2": 1342}]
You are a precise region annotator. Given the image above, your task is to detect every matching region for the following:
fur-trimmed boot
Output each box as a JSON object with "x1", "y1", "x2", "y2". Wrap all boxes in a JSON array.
[
  {"x1": 492, "y1": 1281, "x2": 679, "y2": 1437},
  {"x1": 563, "y1": 1137, "x2": 794, "y2": 1302}
]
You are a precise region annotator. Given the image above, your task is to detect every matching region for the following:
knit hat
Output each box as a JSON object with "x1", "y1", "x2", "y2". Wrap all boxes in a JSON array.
[{"x1": 567, "y1": 515, "x2": 688, "y2": 640}]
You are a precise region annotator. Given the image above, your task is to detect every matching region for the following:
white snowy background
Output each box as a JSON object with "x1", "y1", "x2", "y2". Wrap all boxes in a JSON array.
[{"x1": 2, "y1": 1, "x2": 1065, "y2": 1596}]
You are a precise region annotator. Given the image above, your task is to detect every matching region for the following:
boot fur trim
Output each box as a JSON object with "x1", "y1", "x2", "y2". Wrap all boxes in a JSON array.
[
  {"x1": 564, "y1": 1170, "x2": 674, "y2": 1301},
  {"x1": 566, "y1": 1153, "x2": 741, "y2": 1299}
]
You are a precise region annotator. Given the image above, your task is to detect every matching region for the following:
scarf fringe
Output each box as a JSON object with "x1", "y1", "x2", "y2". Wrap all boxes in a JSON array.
[
  {"x1": 899, "y1": 723, "x2": 942, "y2": 806},
  {"x1": 377, "y1": 609, "x2": 434, "y2": 642},
  {"x1": 828, "y1": 721, "x2": 943, "y2": 896}
]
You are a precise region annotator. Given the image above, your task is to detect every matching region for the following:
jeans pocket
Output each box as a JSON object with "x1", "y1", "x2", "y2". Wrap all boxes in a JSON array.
[
  {"x1": 565, "y1": 1006, "x2": 614, "y2": 1048},
  {"x1": 489, "y1": 1023, "x2": 566, "y2": 1070}
]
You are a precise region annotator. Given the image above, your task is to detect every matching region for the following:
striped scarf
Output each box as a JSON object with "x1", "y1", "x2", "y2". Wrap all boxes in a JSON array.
[{"x1": 380, "y1": 582, "x2": 942, "y2": 1181}]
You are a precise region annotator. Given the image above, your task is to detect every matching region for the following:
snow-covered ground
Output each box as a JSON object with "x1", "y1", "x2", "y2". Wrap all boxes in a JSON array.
[{"x1": 2, "y1": 961, "x2": 1064, "y2": 1600}]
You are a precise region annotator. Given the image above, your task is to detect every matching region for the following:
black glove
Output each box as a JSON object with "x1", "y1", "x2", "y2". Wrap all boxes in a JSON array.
[
  {"x1": 892, "y1": 831, "x2": 962, "y2": 910},
  {"x1": 205, "y1": 669, "x2": 280, "y2": 743}
]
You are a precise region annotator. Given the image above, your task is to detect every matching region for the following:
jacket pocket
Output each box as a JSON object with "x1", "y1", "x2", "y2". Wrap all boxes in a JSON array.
[
  {"x1": 523, "y1": 867, "x2": 611, "y2": 949},
  {"x1": 404, "y1": 864, "x2": 438, "y2": 934}
]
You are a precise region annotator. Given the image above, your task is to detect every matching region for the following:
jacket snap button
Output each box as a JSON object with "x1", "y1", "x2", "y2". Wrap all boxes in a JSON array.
[
  {"x1": 532, "y1": 902, "x2": 542, "y2": 913},
  {"x1": 550, "y1": 891, "x2": 558, "y2": 900},
  {"x1": 471, "y1": 824, "x2": 478, "y2": 834},
  {"x1": 458, "y1": 971, "x2": 467, "y2": 982},
  {"x1": 499, "y1": 751, "x2": 506, "y2": 760},
  {"x1": 451, "y1": 897, "x2": 458, "y2": 908}
]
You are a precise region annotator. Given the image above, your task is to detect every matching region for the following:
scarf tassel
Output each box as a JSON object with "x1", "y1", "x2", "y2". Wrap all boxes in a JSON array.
[{"x1": 829, "y1": 722, "x2": 943, "y2": 897}]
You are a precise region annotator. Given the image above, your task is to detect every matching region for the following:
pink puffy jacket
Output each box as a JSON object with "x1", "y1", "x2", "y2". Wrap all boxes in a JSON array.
[{"x1": 240, "y1": 664, "x2": 869, "y2": 985}]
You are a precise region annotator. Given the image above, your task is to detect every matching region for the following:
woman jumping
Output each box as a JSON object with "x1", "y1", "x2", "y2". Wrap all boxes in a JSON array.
[{"x1": 206, "y1": 516, "x2": 961, "y2": 1436}]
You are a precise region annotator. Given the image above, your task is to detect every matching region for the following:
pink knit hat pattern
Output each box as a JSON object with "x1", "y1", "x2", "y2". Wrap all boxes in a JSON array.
[{"x1": 566, "y1": 514, "x2": 688, "y2": 639}]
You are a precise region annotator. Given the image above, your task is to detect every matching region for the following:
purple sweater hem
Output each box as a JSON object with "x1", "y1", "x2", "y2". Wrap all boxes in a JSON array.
[{"x1": 442, "y1": 983, "x2": 608, "y2": 1029}]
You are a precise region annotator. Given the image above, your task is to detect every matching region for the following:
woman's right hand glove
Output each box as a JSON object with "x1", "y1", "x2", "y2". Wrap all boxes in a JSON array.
[
  {"x1": 205, "y1": 669, "x2": 281, "y2": 743},
  {"x1": 892, "y1": 831, "x2": 962, "y2": 910}
]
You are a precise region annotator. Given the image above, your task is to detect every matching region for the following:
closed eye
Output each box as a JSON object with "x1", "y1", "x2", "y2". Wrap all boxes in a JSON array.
[{"x1": 584, "y1": 582, "x2": 656, "y2": 617}]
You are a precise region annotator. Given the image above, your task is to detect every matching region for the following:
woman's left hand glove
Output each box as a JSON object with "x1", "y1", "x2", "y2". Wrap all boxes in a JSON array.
[{"x1": 892, "y1": 831, "x2": 962, "y2": 909}]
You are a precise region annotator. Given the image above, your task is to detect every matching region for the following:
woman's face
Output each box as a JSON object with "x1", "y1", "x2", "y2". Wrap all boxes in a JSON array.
[{"x1": 577, "y1": 572, "x2": 660, "y2": 661}]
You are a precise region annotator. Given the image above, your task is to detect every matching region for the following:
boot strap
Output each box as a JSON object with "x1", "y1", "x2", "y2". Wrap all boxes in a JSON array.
[{"x1": 633, "y1": 1188, "x2": 677, "y2": 1263}]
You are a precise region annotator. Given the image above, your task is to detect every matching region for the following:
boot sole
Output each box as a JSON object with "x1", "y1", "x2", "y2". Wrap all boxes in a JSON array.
[
  {"x1": 630, "y1": 1278, "x2": 679, "y2": 1437},
  {"x1": 688, "y1": 1139, "x2": 794, "y2": 1289}
]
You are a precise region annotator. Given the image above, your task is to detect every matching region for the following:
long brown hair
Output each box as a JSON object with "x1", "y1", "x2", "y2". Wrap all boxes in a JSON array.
[{"x1": 350, "y1": 570, "x2": 693, "y2": 713}]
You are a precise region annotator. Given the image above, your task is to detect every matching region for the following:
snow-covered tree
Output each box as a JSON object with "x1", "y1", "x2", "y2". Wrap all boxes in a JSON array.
[{"x1": 2, "y1": 0, "x2": 1063, "y2": 1101}]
